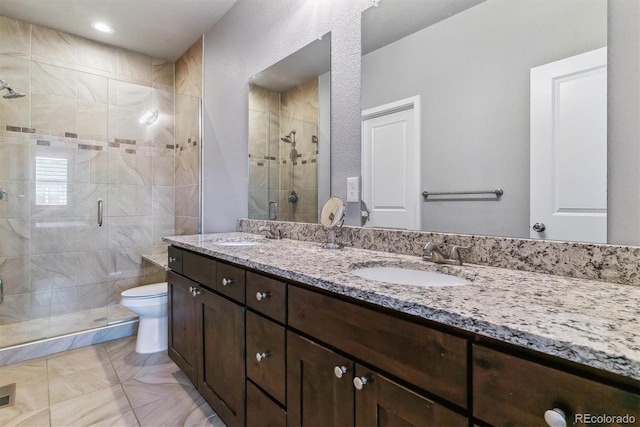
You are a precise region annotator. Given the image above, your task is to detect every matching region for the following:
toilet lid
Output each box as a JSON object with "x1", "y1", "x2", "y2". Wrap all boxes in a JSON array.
[{"x1": 121, "y1": 282, "x2": 168, "y2": 299}]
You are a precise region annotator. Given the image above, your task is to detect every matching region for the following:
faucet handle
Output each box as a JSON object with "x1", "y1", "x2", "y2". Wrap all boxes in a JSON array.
[{"x1": 449, "y1": 245, "x2": 471, "y2": 261}]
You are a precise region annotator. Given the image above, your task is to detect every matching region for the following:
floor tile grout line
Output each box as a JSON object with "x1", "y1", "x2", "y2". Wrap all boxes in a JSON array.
[{"x1": 103, "y1": 339, "x2": 143, "y2": 426}]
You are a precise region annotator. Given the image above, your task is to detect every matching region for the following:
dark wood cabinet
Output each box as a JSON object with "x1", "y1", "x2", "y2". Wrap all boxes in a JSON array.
[
  {"x1": 246, "y1": 381, "x2": 286, "y2": 427},
  {"x1": 246, "y1": 311, "x2": 286, "y2": 405},
  {"x1": 287, "y1": 332, "x2": 354, "y2": 427},
  {"x1": 167, "y1": 270, "x2": 197, "y2": 384},
  {"x1": 196, "y1": 286, "x2": 245, "y2": 427},
  {"x1": 354, "y1": 364, "x2": 467, "y2": 427}
]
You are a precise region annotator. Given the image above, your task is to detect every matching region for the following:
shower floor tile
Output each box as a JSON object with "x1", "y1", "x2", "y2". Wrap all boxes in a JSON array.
[{"x1": 0, "y1": 336, "x2": 226, "y2": 427}]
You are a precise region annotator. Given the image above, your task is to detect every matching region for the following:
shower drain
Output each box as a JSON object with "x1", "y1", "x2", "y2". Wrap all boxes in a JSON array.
[{"x1": 0, "y1": 383, "x2": 16, "y2": 409}]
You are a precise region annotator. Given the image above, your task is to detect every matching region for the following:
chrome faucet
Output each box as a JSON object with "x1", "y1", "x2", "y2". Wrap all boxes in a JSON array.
[
  {"x1": 258, "y1": 226, "x2": 282, "y2": 240},
  {"x1": 422, "y1": 242, "x2": 469, "y2": 266}
]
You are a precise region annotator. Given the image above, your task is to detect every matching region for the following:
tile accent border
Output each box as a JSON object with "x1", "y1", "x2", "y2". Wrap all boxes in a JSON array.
[{"x1": 237, "y1": 219, "x2": 640, "y2": 286}]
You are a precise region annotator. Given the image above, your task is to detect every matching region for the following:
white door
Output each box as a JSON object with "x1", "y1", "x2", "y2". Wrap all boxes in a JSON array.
[
  {"x1": 530, "y1": 47, "x2": 607, "y2": 243},
  {"x1": 362, "y1": 97, "x2": 420, "y2": 229}
]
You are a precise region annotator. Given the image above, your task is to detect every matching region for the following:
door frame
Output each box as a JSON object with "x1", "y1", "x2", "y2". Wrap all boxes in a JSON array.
[{"x1": 362, "y1": 95, "x2": 421, "y2": 230}]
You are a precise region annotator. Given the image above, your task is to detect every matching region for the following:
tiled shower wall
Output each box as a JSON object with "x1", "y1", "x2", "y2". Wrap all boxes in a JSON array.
[
  {"x1": 174, "y1": 38, "x2": 202, "y2": 235},
  {"x1": 248, "y1": 77, "x2": 319, "y2": 223},
  {"x1": 0, "y1": 15, "x2": 174, "y2": 326}
]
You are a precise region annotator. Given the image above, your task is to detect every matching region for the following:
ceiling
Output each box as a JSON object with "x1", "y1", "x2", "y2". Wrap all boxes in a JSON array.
[{"x1": 0, "y1": 0, "x2": 238, "y2": 61}]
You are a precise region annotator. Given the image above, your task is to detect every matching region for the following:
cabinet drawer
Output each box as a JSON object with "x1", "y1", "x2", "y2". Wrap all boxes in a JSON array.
[
  {"x1": 289, "y1": 286, "x2": 468, "y2": 408},
  {"x1": 168, "y1": 246, "x2": 183, "y2": 274},
  {"x1": 182, "y1": 250, "x2": 216, "y2": 288},
  {"x1": 247, "y1": 311, "x2": 286, "y2": 405},
  {"x1": 247, "y1": 381, "x2": 286, "y2": 427},
  {"x1": 216, "y1": 262, "x2": 246, "y2": 303},
  {"x1": 247, "y1": 272, "x2": 286, "y2": 323},
  {"x1": 473, "y1": 345, "x2": 640, "y2": 426}
]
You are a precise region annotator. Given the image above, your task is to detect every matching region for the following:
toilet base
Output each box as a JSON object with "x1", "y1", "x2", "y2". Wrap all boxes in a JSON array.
[{"x1": 135, "y1": 315, "x2": 168, "y2": 354}]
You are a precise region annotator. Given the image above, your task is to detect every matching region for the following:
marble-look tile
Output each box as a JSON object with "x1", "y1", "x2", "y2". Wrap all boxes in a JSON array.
[
  {"x1": 248, "y1": 190, "x2": 268, "y2": 219},
  {"x1": 152, "y1": 59, "x2": 174, "y2": 90},
  {"x1": 152, "y1": 187, "x2": 175, "y2": 216},
  {"x1": 91, "y1": 409, "x2": 140, "y2": 427},
  {"x1": 268, "y1": 90, "x2": 280, "y2": 115},
  {"x1": 175, "y1": 216, "x2": 199, "y2": 236},
  {"x1": 0, "y1": 340, "x2": 48, "y2": 366},
  {"x1": 117, "y1": 50, "x2": 152, "y2": 83},
  {"x1": 47, "y1": 343, "x2": 112, "y2": 376},
  {"x1": 0, "y1": 292, "x2": 30, "y2": 324},
  {"x1": 120, "y1": 359, "x2": 192, "y2": 408},
  {"x1": 175, "y1": 150, "x2": 199, "y2": 186},
  {"x1": 152, "y1": 216, "x2": 175, "y2": 246},
  {"x1": 29, "y1": 219, "x2": 75, "y2": 255},
  {"x1": 175, "y1": 184, "x2": 199, "y2": 217},
  {"x1": 30, "y1": 253, "x2": 77, "y2": 291},
  {"x1": 76, "y1": 150, "x2": 109, "y2": 184},
  {"x1": 0, "y1": 56, "x2": 31, "y2": 127},
  {"x1": 248, "y1": 159, "x2": 267, "y2": 191},
  {"x1": 133, "y1": 384, "x2": 214, "y2": 427},
  {"x1": 0, "y1": 16, "x2": 30, "y2": 56},
  {"x1": 0, "y1": 219, "x2": 29, "y2": 257},
  {"x1": 29, "y1": 290, "x2": 52, "y2": 320},
  {"x1": 49, "y1": 383, "x2": 132, "y2": 427},
  {"x1": 48, "y1": 359, "x2": 119, "y2": 405},
  {"x1": 176, "y1": 93, "x2": 200, "y2": 147},
  {"x1": 77, "y1": 250, "x2": 109, "y2": 285},
  {"x1": 248, "y1": 85, "x2": 267, "y2": 112},
  {"x1": 31, "y1": 62, "x2": 77, "y2": 98},
  {"x1": 175, "y1": 37, "x2": 202, "y2": 97},
  {"x1": 31, "y1": 25, "x2": 77, "y2": 65},
  {"x1": 0, "y1": 180, "x2": 29, "y2": 219},
  {"x1": 248, "y1": 109, "x2": 268, "y2": 157},
  {"x1": 75, "y1": 183, "x2": 108, "y2": 219},
  {"x1": 116, "y1": 152, "x2": 151, "y2": 186},
  {"x1": 152, "y1": 88, "x2": 175, "y2": 146},
  {"x1": 77, "y1": 100, "x2": 108, "y2": 139},
  {"x1": 31, "y1": 92, "x2": 77, "y2": 133},
  {"x1": 144, "y1": 262, "x2": 166, "y2": 284},
  {"x1": 0, "y1": 143, "x2": 29, "y2": 181},
  {"x1": 77, "y1": 71, "x2": 108, "y2": 103},
  {"x1": 112, "y1": 247, "x2": 149, "y2": 281},
  {"x1": 108, "y1": 217, "x2": 152, "y2": 248},
  {"x1": 116, "y1": 184, "x2": 152, "y2": 216},
  {"x1": 101, "y1": 321, "x2": 137, "y2": 342},
  {"x1": 77, "y1": 38, "x2": 117, "y2": 74},
  {"x1": 114, "y1": 106, "x2": 150, "y2": 145},
  {"x1": 49, "y1": 287, "x2": 77, "y2": 316},
  {"x1": 0, "y1": 256, "x2": 29, "y2": 295},
  {"x1": 0, "y1": 357, "x2": 49, "y2": 427},
  {"x1": 45, "y1": 328, "x2": 105, "y2": 356},
  {"x1": 303, "y1": 77, "x2": 319, "y2": 124},
  {"x1": 117, "y1": 81, "x2": 152, "y2": 110},
  {"x1": 76, "y1": 218, "x2": 109, "y2": 252},
  {"x1": 281, "y1": 84, "x2": 304, "y2": 121},
  {"x1": 152, "y1": 156, "x2": 174, "y2": 186}
]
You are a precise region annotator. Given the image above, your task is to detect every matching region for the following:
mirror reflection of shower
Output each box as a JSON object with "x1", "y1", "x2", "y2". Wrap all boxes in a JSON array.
[
  {"x1": 282, "y1": 129, "x2": 299, "y2": 203},
  {"x1": 0, "y1": 77, "x2": 26, "y2": 99}
]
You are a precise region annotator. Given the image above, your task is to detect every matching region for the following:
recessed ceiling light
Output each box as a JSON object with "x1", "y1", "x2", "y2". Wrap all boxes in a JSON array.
[{"x1": 90, "y1": 22, "x2": 114, "y2": 33}]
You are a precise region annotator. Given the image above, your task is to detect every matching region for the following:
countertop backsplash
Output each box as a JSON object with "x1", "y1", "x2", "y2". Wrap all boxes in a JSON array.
[{"x1": 237, "y1": 219, "x2": 640, "y2": 286}]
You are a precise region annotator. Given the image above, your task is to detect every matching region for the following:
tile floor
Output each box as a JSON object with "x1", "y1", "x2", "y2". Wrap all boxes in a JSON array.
[{"x1": 0, "y1": 336, "x2": 226, "y2": 427}]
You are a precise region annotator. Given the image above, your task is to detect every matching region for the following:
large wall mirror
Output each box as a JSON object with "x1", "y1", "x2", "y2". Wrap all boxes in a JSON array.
[
  {"x1": 248, "y1": 33, "x2": 331, "y2": 224},
  {"x1": 361, "y1": 0, "x2": 610, "y2": 243}
]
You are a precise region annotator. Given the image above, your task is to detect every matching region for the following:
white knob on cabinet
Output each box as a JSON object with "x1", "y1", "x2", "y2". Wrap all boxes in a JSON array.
[
  {"x1": 256, "y1": 352, "x2": 270, "y2": 362},
  {"x1": 544, "y1": 408, "x2": 566, "y2": 427},
  {"x1": 353, "y1": 376, "x2": 368, "y2": 390},
  {"x1": 256, "y1": 292, "x2": 270, "y2": 301},
  {"x1": 333, "y1": 366, "x2": 348, "y2": 378},
  {"x1": 222, "y1": 278, "x2": 234, "y2": 286}
]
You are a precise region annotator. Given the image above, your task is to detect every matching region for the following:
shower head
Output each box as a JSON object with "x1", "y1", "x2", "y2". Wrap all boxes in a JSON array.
[
  {"x1": 281, "y1": 129, "x2": 296, "y2": 144},
  {"x1": 0, "y1": 77, "x2": 26, "y2": 99}
]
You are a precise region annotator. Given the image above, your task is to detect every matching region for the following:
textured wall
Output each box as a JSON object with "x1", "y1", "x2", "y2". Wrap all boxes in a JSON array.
[{"x1": 202, "y1": 0, "x2": 371, "y2": 232}]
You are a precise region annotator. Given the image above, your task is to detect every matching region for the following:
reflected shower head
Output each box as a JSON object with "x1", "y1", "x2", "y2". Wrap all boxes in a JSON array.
[
  {"x1": 281, "y1": 129, "x2": 296, "y2": 144},
  {"x1": 0, "y1": 78, "x2": 26, "y2": 99}
]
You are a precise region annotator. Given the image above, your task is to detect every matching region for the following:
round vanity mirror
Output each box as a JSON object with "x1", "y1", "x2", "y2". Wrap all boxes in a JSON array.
[{"x1": 320, "y1": 196, "x2": 345, "y2": 249}]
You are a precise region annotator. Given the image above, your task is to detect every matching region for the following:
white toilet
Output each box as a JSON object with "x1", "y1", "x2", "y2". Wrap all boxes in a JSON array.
[{"x1": 120, "y1": 282, "x2": 168, "y2": 354}]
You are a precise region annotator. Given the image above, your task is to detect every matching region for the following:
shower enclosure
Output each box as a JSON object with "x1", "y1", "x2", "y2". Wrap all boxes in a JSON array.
[{"x1": 0, "y1": 17, "x2": 201, "y2": 354}]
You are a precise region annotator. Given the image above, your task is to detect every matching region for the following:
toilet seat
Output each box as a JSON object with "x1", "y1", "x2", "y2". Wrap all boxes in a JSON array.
[{"x1": 121, "y1": 282, "x2": 168, "y2": 300}]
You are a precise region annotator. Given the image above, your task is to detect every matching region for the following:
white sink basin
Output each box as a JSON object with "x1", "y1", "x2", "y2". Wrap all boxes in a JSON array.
[
  {"x1": 350, "y1": 266, "x2": 470, "y2": 287},
  {"x1": 214, "y1": 240, "x2": 263, "y2": 247}
]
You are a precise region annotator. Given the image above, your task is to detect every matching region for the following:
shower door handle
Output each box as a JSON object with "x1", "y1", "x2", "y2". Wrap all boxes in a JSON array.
[
  {"x1": 98, "y1": 198, "x2": 104, "y2": 227},
  {"x1": 269, "y1": 201, "x2": 278, "y2": 220}
]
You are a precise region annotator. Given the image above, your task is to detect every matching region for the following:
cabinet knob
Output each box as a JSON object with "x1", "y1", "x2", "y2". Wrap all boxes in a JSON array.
[
  {"x1": 333, "y1": 366, "x2": 348, "y2": 379},
  {"x1": 192, "y1": 289, "x2": 202, "y2": 297},
  {"x1": 169, "y1": 256, "x2": 177, "y2": 262},
  {"x1": 544, "y1": 408, "x2": 566, "y2": 427},
  {"x1": 256, "y1": 291, "x2": 270, "y2": 301},
  {"x1": 353, "y1": 376, "x2": 369, "y2": 390},
  {"x1": 222, "y1": 278, "x2": 234, "y2": 286},
  {"x1": 189, "y1": 286, "x2": 195, "y2": 293},
  {"x1": 256, "y1": 352, "x2": 270, "y2": 362}
]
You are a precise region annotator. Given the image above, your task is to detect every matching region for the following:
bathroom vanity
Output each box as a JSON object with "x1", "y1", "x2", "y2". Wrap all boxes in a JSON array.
[{"x1": 164, "y1": 233, "x2": 640, "y2": 427}]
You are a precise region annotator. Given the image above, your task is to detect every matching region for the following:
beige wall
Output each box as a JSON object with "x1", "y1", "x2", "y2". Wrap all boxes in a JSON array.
[{"x1": 0, "y1": 15, "x2": 175, "y2": 326}]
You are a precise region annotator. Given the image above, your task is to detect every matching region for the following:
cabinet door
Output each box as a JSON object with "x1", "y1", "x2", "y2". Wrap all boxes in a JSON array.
[
  {"x1": 196, "y1": 288, "x2": 245, "y2": 427},
  {"x1": 287, "y1": 332, "x2": 354, "y2": 426},
  {"x1": 167, "y1": 271, "x2": 197, "y2": 384},
  {"x1": 354, "y1": 365, "x2": 467, "y2": 427}
]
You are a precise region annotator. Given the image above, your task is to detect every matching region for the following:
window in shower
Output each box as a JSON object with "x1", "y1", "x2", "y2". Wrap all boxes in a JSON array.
[{"x1": 35, "y1": 156, "x2": 68, "y2": 206}]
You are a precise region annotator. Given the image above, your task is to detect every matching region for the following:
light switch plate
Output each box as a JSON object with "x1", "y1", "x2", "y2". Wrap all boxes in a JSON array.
[{"x1": 347, "y1": 177, "x2": 359, "y2": 202}]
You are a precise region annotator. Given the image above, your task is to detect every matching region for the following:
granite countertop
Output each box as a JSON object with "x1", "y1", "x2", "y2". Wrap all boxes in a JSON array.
[
  {"x1": 164, "y1": 232, "x2": 640, "y2": 381},
  {"x1": 142, "y1": 253, "x2": 169, "y2": 270}
]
